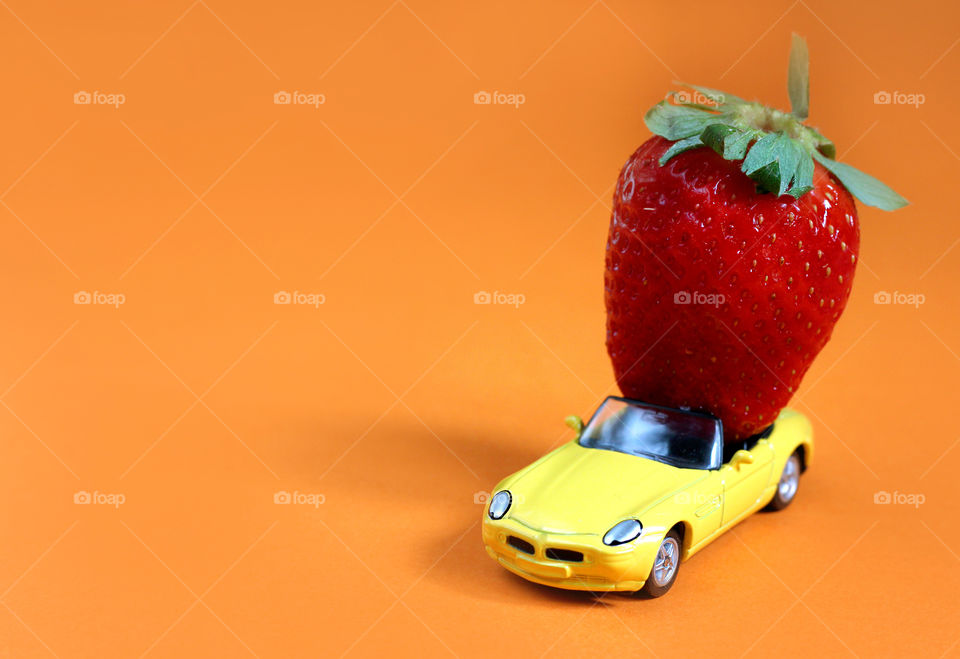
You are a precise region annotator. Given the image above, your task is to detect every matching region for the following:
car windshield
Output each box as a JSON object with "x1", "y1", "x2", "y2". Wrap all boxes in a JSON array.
[{"x1": 579, "y1": 398, "x2": 722, "y2": 470}]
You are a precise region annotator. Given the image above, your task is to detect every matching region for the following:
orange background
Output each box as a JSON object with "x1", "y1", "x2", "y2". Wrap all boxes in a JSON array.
[{"x1": 1, "y1": 0, "x2": 958, "y2": 656}]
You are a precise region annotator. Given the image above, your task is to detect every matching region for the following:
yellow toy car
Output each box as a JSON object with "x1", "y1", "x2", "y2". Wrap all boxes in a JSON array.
[{"x1": 481, "y1": 397, "x2": 813, "y2": 597}]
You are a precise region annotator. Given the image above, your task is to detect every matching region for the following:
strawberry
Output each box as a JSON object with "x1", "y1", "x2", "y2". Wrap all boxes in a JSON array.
[{"x1": 605, "y1": 35, "x2": 906, "y2": 441}]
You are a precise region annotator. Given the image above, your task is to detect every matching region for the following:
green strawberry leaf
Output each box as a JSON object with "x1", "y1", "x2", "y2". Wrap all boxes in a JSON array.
[
  {"x1": 741, "y1": 132, "x2": 810, "y2": 197},
  {"x1": 774, "y1": 136, "x2": 802, "y2": 196},
  {"x1": 700, "y1": 124, "x2": 736, "y2": 155},
  {"x1": 701, "y1": 124, "x2": 756, "y2": 161},
  {"x1": 785, "y1": 183, "x2": 814, "y2": 199},
  {"x1": 645, "y1": 102, "x2": 721, "y2": 140},
  {"x1": 812, "y1": 151, "x2": 909, "y2": 210},
  {"x1": 659, "y1": 135, "x2": 706, "y2": 164},
  {"x1": 787, "y1": 151, "x2": 814, "y2": 198},
  {"x1": 723, "y1": 129, "x2": 755, "y2": 160},
  {"x1": 751, "y1": 161, "x2": 783, "y2": 196},
  {"x1": 807, "y1": 126, "x2": 836, "y2": 159},
  {"x1": 741, "y1": 133, "x2": 779, "y2": 176},
  {"x1": 788, "y1": 34, "x2": 809, "y2": 120}
]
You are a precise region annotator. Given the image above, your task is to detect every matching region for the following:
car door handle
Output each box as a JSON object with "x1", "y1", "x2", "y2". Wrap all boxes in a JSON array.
[{"x1": 695, "y1": 496, "x2": 721, "y2": 518}]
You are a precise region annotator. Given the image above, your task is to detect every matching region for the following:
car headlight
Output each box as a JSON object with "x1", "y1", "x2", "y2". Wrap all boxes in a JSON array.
[
  {"x1": 488, "y1": 491, "x2": 512, "y2": 520},
  {"x1": 603, "y1": 519, "x2": 642, "y2": 546}
]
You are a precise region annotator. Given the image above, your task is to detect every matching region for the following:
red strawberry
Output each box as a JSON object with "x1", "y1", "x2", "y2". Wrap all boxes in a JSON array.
[{"x1": 605, "y1": 36, "x2": 906, "y2": 441}]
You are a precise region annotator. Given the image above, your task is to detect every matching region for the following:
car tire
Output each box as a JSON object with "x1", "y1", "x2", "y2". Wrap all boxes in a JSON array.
[
  {"x1": 638, "y1": 529, "x2": 682, "y2": 598},
  {"x1": 766, "y1": 452, "x2": 801, "y2": 511}
]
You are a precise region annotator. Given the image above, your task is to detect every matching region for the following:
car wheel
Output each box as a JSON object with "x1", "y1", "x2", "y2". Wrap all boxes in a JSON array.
[
  {"x1": 639, "y1": 529, "x2": 681, "y2": 598},
  {"x1": 766, "y1": 452, "x2": 801, "y2": 511}
]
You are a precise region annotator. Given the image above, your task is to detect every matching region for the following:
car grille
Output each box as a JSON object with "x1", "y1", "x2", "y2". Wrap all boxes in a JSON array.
[
  {"x1": 507, "y1": 535, "x2": 535, "y2": 554},
  {"x1": 504, "y1": 535, "x2": 585, "y2": 563},
  {"x1": 545, "y1": 548, "x2": 584, "y2": 562}
]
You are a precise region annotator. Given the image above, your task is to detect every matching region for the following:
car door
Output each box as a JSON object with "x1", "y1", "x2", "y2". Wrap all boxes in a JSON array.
[
  {"x1": 688, "y1": 472, "x2": 724, "y2": 545},
  {"x1": 720, "y1": 439, "x2": 774, "y2": 526}
]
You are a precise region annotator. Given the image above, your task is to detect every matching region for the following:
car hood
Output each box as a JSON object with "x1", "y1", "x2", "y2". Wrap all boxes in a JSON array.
[{"x1": 506, "y1": 442, "x2": 707, "y2": 535}]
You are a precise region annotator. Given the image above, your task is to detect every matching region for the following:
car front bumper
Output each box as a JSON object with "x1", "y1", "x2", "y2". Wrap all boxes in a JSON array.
[{"x1": 481, "y1": 516, "x2": 663, "y2": 592}]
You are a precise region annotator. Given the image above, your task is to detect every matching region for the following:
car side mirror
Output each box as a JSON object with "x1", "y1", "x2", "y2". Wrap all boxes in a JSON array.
[
  {"x1": 565, "y1": 415, "x2": 584, "y2": 436},
  {"x1": 731, "y1": 450, "x2": 754, "y2": 468}
]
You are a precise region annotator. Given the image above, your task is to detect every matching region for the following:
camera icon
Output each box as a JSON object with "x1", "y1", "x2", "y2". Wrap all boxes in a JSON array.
[
  {"x1": 473, "y1": 490, "x2": 490, "y2": 504},
  {"x1": 873, "y1": 291, "x2": 892, "y2": 304},
  {"x1": 473, "y1": 91, "x2": 491, "y2": 105},
  {"x1": 74, "y1": 291, "x2": 92, "y2": 304},
  {"x1": 674, "y1": 90, "x2": 692, "y2": 104},
  {"x1": 274, "y1": 91, "x2": 292, "y2": 105},
  {"x1": 274, "y1": 490, "x2": 291, "y2": 504},
  {"x1": 473, "y1": 291, "x2": 492, "y2": 304},
  {"x1": 74, "y1": 490, "x2": 91, "y2": 504},
  {"x1": 874, "y1": 91, "x2": 892, "y2": 105},
  {"x1": 274, "y1": 291, "x2": 292, "y2": 305},
  {"x1": 874, "y1": 490, "x2": 891, "y2": 504},
  {"x1": 673, "y1": 291, "x2": 692, "y2": 305},
  {"x1": 74, "y1": 91, "x2": 92, "y2": 105}
]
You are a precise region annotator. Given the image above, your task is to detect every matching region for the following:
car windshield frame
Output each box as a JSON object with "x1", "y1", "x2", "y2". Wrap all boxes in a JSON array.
[{"x1": 578, "y1": 397, "x2": 723, "y2": 470}]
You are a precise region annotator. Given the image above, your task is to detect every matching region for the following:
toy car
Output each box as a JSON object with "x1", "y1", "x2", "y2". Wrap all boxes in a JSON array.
[{"x1": 481, "y1": 396, "x2": 813, "y2": 597}]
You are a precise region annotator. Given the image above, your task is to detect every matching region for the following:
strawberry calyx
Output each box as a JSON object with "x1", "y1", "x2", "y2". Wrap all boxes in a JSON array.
[{"x1": 643, "y1": 34, "x2": 908, "y2": 211}]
